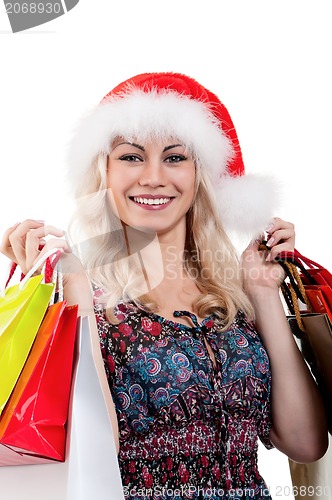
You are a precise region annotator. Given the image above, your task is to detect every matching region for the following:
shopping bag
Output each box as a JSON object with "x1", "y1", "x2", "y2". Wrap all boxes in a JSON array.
[
  {"x1": 0, "y1": 316, "x2": 123, "y2": 500},
  {"x1": 275, "y1": 250, "x2": 332, "y2": 497},
  {"x1": 288, "y1": 314, "x2": 332, "y2": 434},
  {"x1": 0, "y1": 301, "x2": 78, "y2": 464},
  {"x1": 291, "y1": 248, "x2": 332, "y2": 287},
  {"x1": 279, "y1": 248, "x2": 332, "y2": 322},
  {"x1": 67, "y1": 316, "x2": 124, "y2": 500},
  {"x1": 0, "y1": 274, "x2": 55, "y2": 414},
  {"x1": 278, "y1": 250, "x2": 332, "y2": 434},
  {"x1": 289, "y1": 438, "x2": 332, "y2": 500}
]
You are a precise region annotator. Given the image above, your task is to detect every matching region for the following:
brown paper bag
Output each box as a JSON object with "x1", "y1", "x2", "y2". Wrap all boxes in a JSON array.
[{"x1": 288, "y1": 313, "x2": 332, "y2": 433}]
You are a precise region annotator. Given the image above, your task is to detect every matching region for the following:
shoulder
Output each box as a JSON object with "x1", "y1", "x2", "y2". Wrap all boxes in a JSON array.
[
  {"x1": 234, "y1": 310, "x2": 257, "y2": 333},
  {"x1": 91, "y1": 280, "x2": 142, "y2": 322}
]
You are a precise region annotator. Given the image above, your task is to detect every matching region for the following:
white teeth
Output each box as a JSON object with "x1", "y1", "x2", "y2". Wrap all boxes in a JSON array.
[{"x1": 133, "y1": 197, "x2": 171, "y2": 205}]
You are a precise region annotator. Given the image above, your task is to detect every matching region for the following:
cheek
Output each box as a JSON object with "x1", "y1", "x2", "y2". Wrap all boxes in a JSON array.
[
  {"x1": 107, "y1": 167, "x2": 138, "y2": 192},
  {"x1": 175, "y1": 168, "x2": 196, "y2": 198},
  {"x1": 107, "y1": 167, "x2": 122, "y2": 189},
  {"x1": 107, "y1": 167, "x2": 129, "y2": 202},
  {"x1": 106, "y1": 187, "x2": 121, "y2": 218}
]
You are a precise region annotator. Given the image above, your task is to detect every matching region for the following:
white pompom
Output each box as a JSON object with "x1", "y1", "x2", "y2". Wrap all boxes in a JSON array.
[{"x1": 216, "y1": 174, "x2": 283, "y2": 240}]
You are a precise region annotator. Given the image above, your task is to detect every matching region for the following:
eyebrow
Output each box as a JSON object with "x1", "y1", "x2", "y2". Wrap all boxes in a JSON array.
[
  {"x1": 113, "y1": 142, "x2": 183, "y2": 152},
  {"x1": 163, "y1": 144, "x2": 182, "y2": 152}
]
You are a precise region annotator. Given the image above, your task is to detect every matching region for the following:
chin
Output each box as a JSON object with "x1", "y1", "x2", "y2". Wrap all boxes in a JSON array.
[
  {"x1": 123, "y1": 223, "x2": 159, "y2": 235},
  {"x1": 122, "y1": 218, "x2": 172, "y2": 233}
]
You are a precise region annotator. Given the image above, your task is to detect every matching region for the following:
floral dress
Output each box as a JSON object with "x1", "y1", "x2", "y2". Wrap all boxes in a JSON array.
[{"x1": 95, "y1": 290, "x2": 274, "y2": 500}]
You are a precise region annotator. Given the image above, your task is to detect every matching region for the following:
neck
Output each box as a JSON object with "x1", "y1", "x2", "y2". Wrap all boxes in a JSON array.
[
  {"x1": 124, "y1": 221, "x2": 188, "y2": 287},
  {"x1": 123, "y1": 222, "x2": 202, "y2": 313}
]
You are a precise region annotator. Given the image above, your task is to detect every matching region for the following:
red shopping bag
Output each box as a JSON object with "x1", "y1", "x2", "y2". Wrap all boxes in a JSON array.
[
  {"x1": 279, "y1": 248, "x2": 332, "y2": 323},
  {"x1": 0, "y1": 300, "x2": 78, "y2": 465},
  {"x1": 278, "y1": 249, "x2": 332, "y2": 433}
]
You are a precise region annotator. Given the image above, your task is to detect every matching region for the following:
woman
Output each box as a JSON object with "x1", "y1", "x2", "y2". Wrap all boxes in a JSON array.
[{"x1": 1, "y1": 73, "x2": 328, "y2": 499}]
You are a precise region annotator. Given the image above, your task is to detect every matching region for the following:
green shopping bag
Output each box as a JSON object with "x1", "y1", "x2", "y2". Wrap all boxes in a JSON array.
[{"x1": 0, "y1": 274, "x2": 54, "y2": 414}]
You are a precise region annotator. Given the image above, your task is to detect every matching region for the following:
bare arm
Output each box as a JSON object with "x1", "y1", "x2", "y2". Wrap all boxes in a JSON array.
[
  {"x1": 249, "y1": 287, "x2": 328, "y2": 462},
  {"x1": 242, "y1": 218, "x2": 328, "y2": 462}
]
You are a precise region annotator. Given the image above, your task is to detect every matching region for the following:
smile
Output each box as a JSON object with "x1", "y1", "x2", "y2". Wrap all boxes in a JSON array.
[{"x1": 133, "y1": 197, "x2": 172, "y2": 205}]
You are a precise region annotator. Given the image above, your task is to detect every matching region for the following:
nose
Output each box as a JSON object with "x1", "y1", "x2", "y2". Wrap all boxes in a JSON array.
[{"x1": 138, "y1": 160, "x2": 167, "y2": 188}]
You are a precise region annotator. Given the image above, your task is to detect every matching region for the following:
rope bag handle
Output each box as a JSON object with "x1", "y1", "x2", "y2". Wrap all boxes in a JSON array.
[
  {"x1": 258, "y1": 242, "x2": 313, "y2": 331},
  {"x1": 280, "y1": 261, "x2": 313, "y2": 331}
]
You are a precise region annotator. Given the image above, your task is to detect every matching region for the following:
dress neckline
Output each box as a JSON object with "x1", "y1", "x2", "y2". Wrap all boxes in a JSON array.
[{"x1": 147, "y1": 309, "x2": 215, "y2": 331}]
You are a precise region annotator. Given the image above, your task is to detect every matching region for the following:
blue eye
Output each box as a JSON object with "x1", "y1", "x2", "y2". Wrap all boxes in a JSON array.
[
  {"x1": 165, "y1": 154, "x2": 187, "y2": 163},
  {"x1": 119, "y1": 154, "x2": 142, "y2": 162}
]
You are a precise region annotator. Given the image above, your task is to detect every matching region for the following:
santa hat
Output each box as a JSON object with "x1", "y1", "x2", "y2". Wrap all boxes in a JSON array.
[{"x1": 67, "y1": 72, "x2": 279, "y2": 238}]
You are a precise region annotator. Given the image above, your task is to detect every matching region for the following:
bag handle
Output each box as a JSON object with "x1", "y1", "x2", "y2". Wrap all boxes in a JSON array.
[
  {"x1": 1, "y1": 248, "x2": 60, "y2": 291},
  {"x1": 279, "y1": 248, "x2": 327, "y2": 272},
  {"x1": 279, "y1": 262, "x2": 312, "y2": 332},
  {"x1": 0, "y1": 248, "x2": 63, "y2": 300},
  {"x1": 276, "y1": 255, "x2": 314, "y2": 332},
  {"x1": 20, "y1": 248, "x2": 63, "y2": 305},
  {"x1": 277, "y1": 260, "x2": 308, "y2": 303},
  {"x1": 49, "y1": 257, "x2": 64, "y2": 303},
  {"x1": 277, "y1": 253, "x2": 317, "y2": 285},
  {"x1": 258, "y1": 242, "x2": 310, "y2": 301},
  {"x1": 258, "y1": 242, "x2": 313, "y2": 331},
  {"x1": 19, "y1": 248, "x2": 62, "y2": 289},
  {"x1": 5, "y1": 250, "x2": 58, "y2": 288}
]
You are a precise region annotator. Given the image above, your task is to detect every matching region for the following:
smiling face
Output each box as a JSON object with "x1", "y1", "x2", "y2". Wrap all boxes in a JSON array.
[{"x1": 106, "y1": 138, "x2": 196, "y2": 238}]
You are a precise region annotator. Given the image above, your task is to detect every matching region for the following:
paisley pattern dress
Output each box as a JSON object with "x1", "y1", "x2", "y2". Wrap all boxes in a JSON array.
[{"x1": 95, "y1": 289, "x2": 274, "y2": 500}]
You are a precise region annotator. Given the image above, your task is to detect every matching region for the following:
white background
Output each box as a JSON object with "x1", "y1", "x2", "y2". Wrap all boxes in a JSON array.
[{"x1": 0, "y1": 1, "x2": 331, "y2": 498}]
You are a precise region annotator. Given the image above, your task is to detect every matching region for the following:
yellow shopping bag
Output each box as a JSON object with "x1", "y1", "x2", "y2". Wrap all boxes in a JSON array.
[{"x1": 0, "y1": 274, "x2": 54, "y2": 414}]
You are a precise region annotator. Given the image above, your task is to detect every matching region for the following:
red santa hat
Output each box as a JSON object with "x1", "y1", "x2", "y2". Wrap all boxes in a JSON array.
[{"x1": 67, "y1": 72, "x2": 279, "y2": 238}]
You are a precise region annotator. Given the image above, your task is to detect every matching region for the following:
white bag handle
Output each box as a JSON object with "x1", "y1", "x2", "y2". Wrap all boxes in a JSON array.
[
  {"x1": 19, "y1": 247, "x2": 62, "y2": 289},
  {"x1": 22, "y1": 248, "x2": 64, "y2": 305},
  {"x1": 0, "y1": 248, "x2": 63, "y2": 299}
]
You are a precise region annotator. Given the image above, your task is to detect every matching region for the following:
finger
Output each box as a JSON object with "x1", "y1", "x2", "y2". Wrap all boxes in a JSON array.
[
  {"x1": 266, "y1": 228, "x2": 296, "y2": 248},
  {"x1": 267, "y1": 241, "x2": 295, "y2": 262},
  {"x1": 0, "y1": 222, "x2": 21, "y2": 261},
  {"x1": 10, "y1": 219, "x2": 45, "y2": 236},
  {"x1": 24, "y1": 241, "x2": 69, "y2": 277},
  {"x1": 266, "y1": 217, "x2": 294, "y2": 235},
  {"x1": 26, "y1": 225, "x2": 64, "y2": 240},
  {"x1": 25, "y1": 225, "x2": 65, "y2": 267},
  {"x1": 28, "y1": 238, "x2": 72, "y2": 271},
  {"x1": 31, "y1": 238, "x2": 71, "y2": 266},
  {"x1": 8, "y1": 220, "x2": 45, "y2": 267}
]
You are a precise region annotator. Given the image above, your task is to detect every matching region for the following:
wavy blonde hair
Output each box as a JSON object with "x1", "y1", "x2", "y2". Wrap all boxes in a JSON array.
[{"x1": 68, "y1": 152, "x2": 254, "y2": 330}]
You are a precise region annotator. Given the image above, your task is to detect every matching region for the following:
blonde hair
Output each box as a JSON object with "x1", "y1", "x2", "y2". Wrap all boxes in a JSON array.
[{"x1": 68, "y1": 153, "x2": 254, "y2": 330}]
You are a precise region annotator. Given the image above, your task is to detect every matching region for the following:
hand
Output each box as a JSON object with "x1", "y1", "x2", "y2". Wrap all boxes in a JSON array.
[
  {"x1": 241, "y1": 217, "x2": 295, "y2": 294},
  {"x1": 0, "y1": 219, "x2": 73, "y2": 275}
]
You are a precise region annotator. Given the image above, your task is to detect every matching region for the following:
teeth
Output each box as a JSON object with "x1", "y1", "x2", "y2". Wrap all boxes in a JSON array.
[{"x1": 133, "y1": 197, "x2": 171, "y2": 205}]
